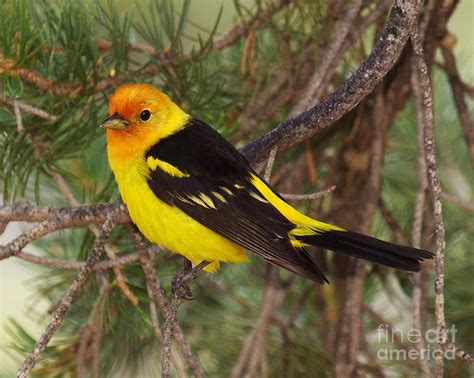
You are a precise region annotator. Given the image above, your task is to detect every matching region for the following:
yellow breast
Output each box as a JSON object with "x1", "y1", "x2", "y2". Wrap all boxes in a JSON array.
[{"x1": 110, "y1": 155, "x2": 248, "y2": 272}]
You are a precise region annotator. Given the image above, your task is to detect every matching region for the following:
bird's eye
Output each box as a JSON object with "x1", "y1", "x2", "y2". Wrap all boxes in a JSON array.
[{"x1": 140, "y1": 109, "x2": 151, "y2": 122}]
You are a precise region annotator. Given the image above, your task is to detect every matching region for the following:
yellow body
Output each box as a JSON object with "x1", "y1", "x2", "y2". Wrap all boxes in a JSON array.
[
  {"x1": 105, "y1": 84, "x2": 343, "y2": 272},
  {"x1": 112, "y1": 153, "x2": 248, "y2": 272}
]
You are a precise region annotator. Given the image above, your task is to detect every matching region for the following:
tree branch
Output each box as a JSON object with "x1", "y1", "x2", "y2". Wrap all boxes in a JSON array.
[
  {"x1": 15, "y1": 250, "x2": 140, "y2": 271},
  {"x1": 411, "y1": 39, "x2": 431, "y2": 377},
  {"x1": 241, "y1": 0, "x2": 423, "y2": 163},
  {"x1": 161, "y1": 260, "x2": 209, "y2": 378},
  {"x1": 16, "y1": 216, "x2": 116, "y2": 378},
  {"x1": 130, "y1": 228, "x2": 187, "y2": 378},
  {"x1": 411, "y1": 23, "x2": 447, "y2": 378}
]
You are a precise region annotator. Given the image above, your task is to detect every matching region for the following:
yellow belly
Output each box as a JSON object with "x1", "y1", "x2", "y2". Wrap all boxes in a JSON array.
[{"x1": 113, "y1": 157, "x2": 248, "y2": 272}]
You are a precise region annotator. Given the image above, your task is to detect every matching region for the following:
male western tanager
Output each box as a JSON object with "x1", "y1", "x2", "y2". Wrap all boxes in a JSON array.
[{"x1": 102, "y1": 83, "x2": 432, "y2": 283}]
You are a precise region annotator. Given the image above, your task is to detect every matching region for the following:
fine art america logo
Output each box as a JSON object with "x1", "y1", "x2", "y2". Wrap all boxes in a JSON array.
[{"x1": 377, "y1": 324, "x2": 458, "y2": 361}]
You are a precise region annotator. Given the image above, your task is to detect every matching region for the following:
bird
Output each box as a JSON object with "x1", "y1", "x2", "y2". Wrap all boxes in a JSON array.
[{"x1": 102, "y1": 83, "x2": 433, "y2": 284}]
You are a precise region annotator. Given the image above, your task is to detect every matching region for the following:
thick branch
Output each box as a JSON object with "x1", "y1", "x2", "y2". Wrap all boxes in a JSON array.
[{"x1": 0, "y1": 201, "x2": 130, "y2": 225}]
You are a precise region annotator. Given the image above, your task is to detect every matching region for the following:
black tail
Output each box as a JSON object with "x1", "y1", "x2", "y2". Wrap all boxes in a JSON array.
[{"x1": 298, "y1": 230, "x2": 434, "y2": 272}]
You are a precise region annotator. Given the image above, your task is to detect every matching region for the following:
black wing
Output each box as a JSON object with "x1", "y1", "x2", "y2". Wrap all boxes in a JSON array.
[{"x1": 145, "y1": 118, "x2": 327, "y2": 283}]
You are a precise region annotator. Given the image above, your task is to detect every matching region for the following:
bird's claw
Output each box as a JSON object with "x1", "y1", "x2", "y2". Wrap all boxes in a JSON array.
[{"x1": 171, "y1": 276, "x2": 194, "y2": 300}]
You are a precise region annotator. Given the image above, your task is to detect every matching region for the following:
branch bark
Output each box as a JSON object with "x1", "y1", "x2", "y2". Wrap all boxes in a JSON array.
[
  {"x1": 411, "y1": 43, "x2": 431, "y2": 377},
  {"x1": 411, "y1": 23, "x2": 447, "y2": 378}
]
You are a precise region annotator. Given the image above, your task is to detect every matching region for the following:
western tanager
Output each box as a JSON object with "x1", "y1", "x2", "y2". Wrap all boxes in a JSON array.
[{"x1": 102, "y1": 83, "x2": 432, "y2": 283}]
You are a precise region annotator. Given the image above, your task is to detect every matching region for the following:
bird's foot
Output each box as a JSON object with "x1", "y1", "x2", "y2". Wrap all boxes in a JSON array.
[
  {"x1": 171, "y1": 260, "x2": 210, "y2": 300},
  {"x1": 171, "y1": 275, "x2": 194, "y2": 300}
]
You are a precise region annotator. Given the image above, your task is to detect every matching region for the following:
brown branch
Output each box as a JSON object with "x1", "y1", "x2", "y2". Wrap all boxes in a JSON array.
[
  {"x1": 49, "y1": 170, "x2": 138, "y2": 305},
  {"x1": 16, "y1": 216, "x2": 116, "y2": 378},
  {"x1": 0, "y1": 55, "x2": 78, "y2": 95},
  {"x1": 241, "y1": 0, "x2": 423, "y2": 163},
  {"x1": 0, "y1": 201, "x2": 130, "y2": 226},
  {"x1": 0, "y1": 94, "x2": 58, "y2": 121},
  {"x1": 281, "y1": 185, "x2": 336, "y2": 201},
  {"x1": 15, "y1": 250, "x2": 139, "y2": 270},
  {"x1": 13, "y1": 100, "x2": 24, "y2": 132},
  {"x1": 411, "y1": 24, "x2": 447, "y2": 378},
  {"x1": 410, "y1": 43, "x2": 431, "y2": 378},
  {"x1": 0, "y1": 220, "x2": 62, "y2": 260},
  {"x1": 130, "y1": 228, "x2": 188, "y2": 378},
  {"x1": 243, "y1": 150, "x2": 278, "y2": 377},
  {"x1": 161, "y1": 260, "x2": 209, "y2": 378},
  {"x1": 131, "y1": 230, "x2": 205, "y2": 377}
]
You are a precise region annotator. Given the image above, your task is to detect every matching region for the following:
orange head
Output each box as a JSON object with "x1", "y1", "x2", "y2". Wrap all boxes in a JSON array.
[{"x1": 102, "y1": 83, "x2": 189, "y2": 170}]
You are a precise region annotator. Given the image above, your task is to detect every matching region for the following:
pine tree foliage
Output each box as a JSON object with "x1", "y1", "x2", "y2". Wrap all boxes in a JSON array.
[{"x1": 1, "y1": 0, "x2": 473, "y2": 376}]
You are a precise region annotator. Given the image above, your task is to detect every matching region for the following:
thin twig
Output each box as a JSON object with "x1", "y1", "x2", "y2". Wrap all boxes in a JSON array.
[
  {"x1": 15, "y1": 250, "x2": 139, "y2": 270},
  {"x1": 0, "y1": 220, "x2": 62, "y2": 260},
  {"x1": 264, "y1": 148, "x2": 277, "y2": 182},
  {"x1": 411, "y1": 25, "x2": 447, "y2": 378},
  {"x1": 16, "y1": 216, "x2": 115, "y2": 378},
  {"x1": 281, "y1": 186, "x2": 336, "y2": 201},
  {"x1": 13, "y1": 100, "x2": 24, "y2": 132},
  {"x1": 0, "y1": 94, "x2": 58, "y2": 121},
  {"x1": 410, "y1": 45, "x2": 431, "y2": 378},
  {"x1": 49, "y1": 170, "x2": 138, "y2": 304}
]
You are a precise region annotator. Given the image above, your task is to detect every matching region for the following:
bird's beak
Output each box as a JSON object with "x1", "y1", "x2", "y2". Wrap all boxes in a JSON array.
[{"x1": 100, "y1": 112, "x2": 129, "y2": 130}]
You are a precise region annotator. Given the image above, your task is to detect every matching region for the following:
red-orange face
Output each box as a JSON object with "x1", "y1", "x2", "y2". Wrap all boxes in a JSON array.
[
  {"x1": 102, "y1": 83, "x2": 189, "y2": 169},
  {"x1": 102, "y1": 83, "x2": 170, "y2": 130}
]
